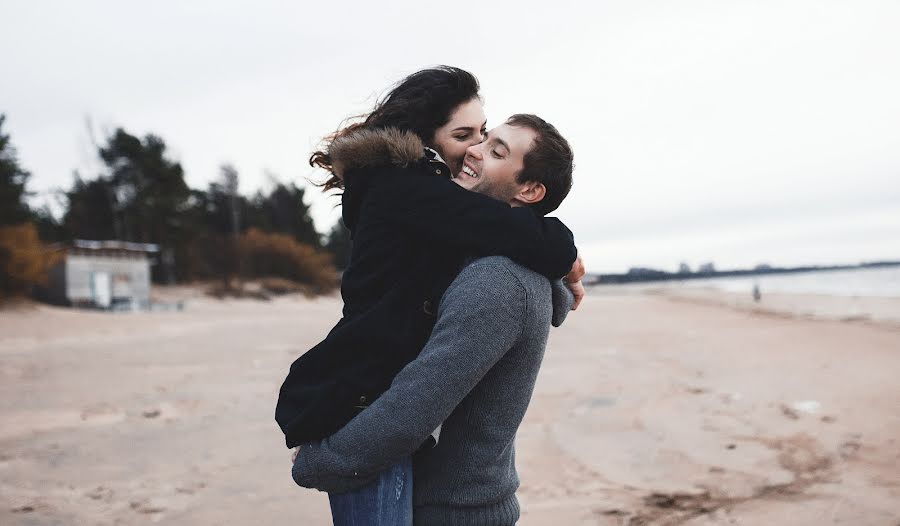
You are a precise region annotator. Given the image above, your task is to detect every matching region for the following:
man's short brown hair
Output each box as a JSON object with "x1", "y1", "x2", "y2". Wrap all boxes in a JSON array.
[{"x1": 507, "y1": 114, "x2": 574, "y2": 216}]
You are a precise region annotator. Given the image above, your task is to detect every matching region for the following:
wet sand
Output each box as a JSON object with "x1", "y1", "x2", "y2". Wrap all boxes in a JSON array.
[{"x1": 1, "y1": 287, "x2": 898, "y2": 525}]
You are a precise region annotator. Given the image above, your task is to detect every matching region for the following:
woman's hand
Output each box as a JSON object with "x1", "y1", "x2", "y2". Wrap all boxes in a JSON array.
[{"x1": 564, "y1": 255, "x2": 586, "y2": 310}]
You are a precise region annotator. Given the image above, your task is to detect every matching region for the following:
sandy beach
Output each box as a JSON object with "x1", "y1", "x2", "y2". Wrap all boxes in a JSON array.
[{"x1": 1, "y1": 286, "x2": 898, "y2": 525}]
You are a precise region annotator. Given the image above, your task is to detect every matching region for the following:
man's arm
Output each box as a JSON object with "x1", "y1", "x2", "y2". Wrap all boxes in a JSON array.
[
  {"x1": 292, "y1": 258, "x2": 527, "y2": 493},
  {"x1": 361, "y1": 172, "x2": 577, "y2": 280}
]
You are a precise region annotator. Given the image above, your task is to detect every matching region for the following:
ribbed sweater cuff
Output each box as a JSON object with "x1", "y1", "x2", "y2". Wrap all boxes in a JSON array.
[
  {"x1": 414, "y1": 495, "x2": 520, "y2": 526},
  {"x1": 291, "y1": 447, "x2": 320, "y2": 488}
]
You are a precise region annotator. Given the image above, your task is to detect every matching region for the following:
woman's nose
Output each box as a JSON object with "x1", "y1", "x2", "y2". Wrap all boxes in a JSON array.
[{"x1": 466, "y1": 142, "x2": 483, "y2": 159}]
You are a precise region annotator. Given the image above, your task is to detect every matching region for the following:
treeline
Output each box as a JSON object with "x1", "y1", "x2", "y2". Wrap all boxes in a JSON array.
[{"x1": 0, "y1": 114, "x2": 351, "y2": 299}]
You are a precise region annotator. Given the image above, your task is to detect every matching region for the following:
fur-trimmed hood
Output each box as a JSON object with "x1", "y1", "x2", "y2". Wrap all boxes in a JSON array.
[{"x1": 329, "y1": 127, "x2": 426, "y2": 180}]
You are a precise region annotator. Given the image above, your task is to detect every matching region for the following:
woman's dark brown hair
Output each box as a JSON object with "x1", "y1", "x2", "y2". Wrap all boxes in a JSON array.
[{"x1": 311, "y1": 66, "x2": 480, "y2": 191}]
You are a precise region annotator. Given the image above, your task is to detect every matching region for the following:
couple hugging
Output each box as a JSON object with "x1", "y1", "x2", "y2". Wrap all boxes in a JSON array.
[{"x1": 276, "y1": 65, "x2": 585, "y2": 525}]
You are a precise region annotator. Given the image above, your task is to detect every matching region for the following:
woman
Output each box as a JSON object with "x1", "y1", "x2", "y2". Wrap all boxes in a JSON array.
[{"x1": 276, "y1": 66, "x2": 581, "y2": 525}]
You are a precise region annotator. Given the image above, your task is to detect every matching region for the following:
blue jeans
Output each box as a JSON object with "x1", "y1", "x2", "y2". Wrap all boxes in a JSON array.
[{"x1": 328, "y1": 456, "x2": 413, "y2": 526}]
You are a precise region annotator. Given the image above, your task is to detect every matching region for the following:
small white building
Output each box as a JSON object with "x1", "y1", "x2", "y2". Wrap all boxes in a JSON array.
[{"x1": 45, "y1": 240, "x2": 158, "y2": 310}]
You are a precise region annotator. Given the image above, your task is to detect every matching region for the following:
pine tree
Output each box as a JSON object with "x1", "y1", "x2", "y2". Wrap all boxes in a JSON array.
[{"x1": 0, "y1": 114, "x2": 32, "y2": 225}]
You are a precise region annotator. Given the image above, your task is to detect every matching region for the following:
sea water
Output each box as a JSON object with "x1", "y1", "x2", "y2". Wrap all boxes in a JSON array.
[{"x1": 680, "y1": 266, "x2": 900, "y2": 298}]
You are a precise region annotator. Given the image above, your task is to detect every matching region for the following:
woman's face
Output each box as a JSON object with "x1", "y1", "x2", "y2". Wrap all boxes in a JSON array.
[{"x1": 431, "y1": 98, "x2": 487, "y2": 178}]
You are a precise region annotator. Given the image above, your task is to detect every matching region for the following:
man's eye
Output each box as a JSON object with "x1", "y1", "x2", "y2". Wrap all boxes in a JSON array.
[{"x1": 491, "y1": 149, "x2": 504, "y2": 159}]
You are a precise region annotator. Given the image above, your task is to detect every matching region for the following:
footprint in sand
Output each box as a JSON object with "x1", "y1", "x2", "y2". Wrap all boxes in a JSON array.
[
  {"x1": 138, "y1": 400, "x2": 202, "y2": 422},
  {"x1": 838, "y1": 437, "x2": 862, "y2": 460},
  {"x1": 80, "y1": 403, "x2": 126, "y2": 425},
  {"x1": 142, "y1": 409, "x2": 161, "y2": 418},
  {"x1": 85, "y1": 485, "x2": 114, "y2": 502},
  {"x1": 130, "y1": 499, "x2": 167, "y2": 515}
]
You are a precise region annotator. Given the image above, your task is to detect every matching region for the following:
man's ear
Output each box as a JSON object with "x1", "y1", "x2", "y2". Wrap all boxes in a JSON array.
[{"x1": 515, "y1": 181, "x2": 546, "y2": 206}]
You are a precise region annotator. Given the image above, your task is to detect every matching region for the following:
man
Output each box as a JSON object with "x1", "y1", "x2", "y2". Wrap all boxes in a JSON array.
[{"x1": 292, "y1": 114, "x2": 578, "y2": 525}]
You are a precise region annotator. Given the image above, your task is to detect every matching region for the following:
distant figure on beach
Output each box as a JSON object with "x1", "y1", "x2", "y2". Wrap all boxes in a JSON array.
[
  {"x1": 275, "y1": 66, "x2": 582, "y2": 525},
  {"x1": 753, "y1": 283, "x2": 761, "y2": 302}
]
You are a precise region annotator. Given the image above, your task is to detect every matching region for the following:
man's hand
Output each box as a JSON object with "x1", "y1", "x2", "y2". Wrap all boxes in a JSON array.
[{"x1": 564, "y1": 256, "x2": 585, "y2": 310}]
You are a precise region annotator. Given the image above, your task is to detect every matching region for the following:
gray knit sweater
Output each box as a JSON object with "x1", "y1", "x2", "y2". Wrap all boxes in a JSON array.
[{"x1": 293, "y1": 256, "x2": 572, "y2": 525}]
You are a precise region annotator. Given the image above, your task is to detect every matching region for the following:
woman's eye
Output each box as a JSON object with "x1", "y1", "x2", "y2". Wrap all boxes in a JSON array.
[{"x1": 454, "y1": 134, "x2": 469, "y2": 141}]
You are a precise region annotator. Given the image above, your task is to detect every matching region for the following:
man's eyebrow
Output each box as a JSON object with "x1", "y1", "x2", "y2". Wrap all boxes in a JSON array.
[{"x1": 493, "y1": 137, "x2": 511, "y2": 152}]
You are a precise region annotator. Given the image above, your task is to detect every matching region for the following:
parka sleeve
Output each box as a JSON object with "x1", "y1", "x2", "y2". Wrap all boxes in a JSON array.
[{"x1": 361, "y1": 172, "x2": 577, "y2": 279}]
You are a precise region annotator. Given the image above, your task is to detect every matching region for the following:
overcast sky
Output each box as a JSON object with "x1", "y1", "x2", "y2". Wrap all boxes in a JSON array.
[{"x1": 2, "y1": 0, "x2": 898, "y2": 273}]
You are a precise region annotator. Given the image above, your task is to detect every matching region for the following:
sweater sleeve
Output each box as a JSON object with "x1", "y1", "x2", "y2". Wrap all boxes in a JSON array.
[
  {"x1": 292, "y1": 258, "x2": 527, "y2": 493},
  {"x1": 362, "y1": 173, "x2": 576, "y2": 280},
  {"x1": 550, "y1": 279, "x2": 574, "y2": 327}
]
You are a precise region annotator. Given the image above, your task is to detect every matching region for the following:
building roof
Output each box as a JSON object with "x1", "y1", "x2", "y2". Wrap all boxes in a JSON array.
[{"x1": 71, "y1": 240, "x2": 160, "y2": 253}]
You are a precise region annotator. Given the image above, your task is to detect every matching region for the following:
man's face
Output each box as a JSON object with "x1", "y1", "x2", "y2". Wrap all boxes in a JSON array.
[
  {"x1": 431, "y1": 98, "x2": 487, "y2": 177},
  {"x1": 453, "y1": 123, "x2": 537, "y2": 206}
]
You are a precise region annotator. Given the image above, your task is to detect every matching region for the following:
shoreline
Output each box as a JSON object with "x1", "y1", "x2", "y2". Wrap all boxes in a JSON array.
[{"x1": 589, "y1": 282, "x2": 900, "y2": 329}]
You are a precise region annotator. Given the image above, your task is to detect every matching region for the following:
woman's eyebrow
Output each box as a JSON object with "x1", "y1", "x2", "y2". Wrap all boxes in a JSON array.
[{"x1": 452, "y1": 119, "x2": 488, "y2": 133}]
